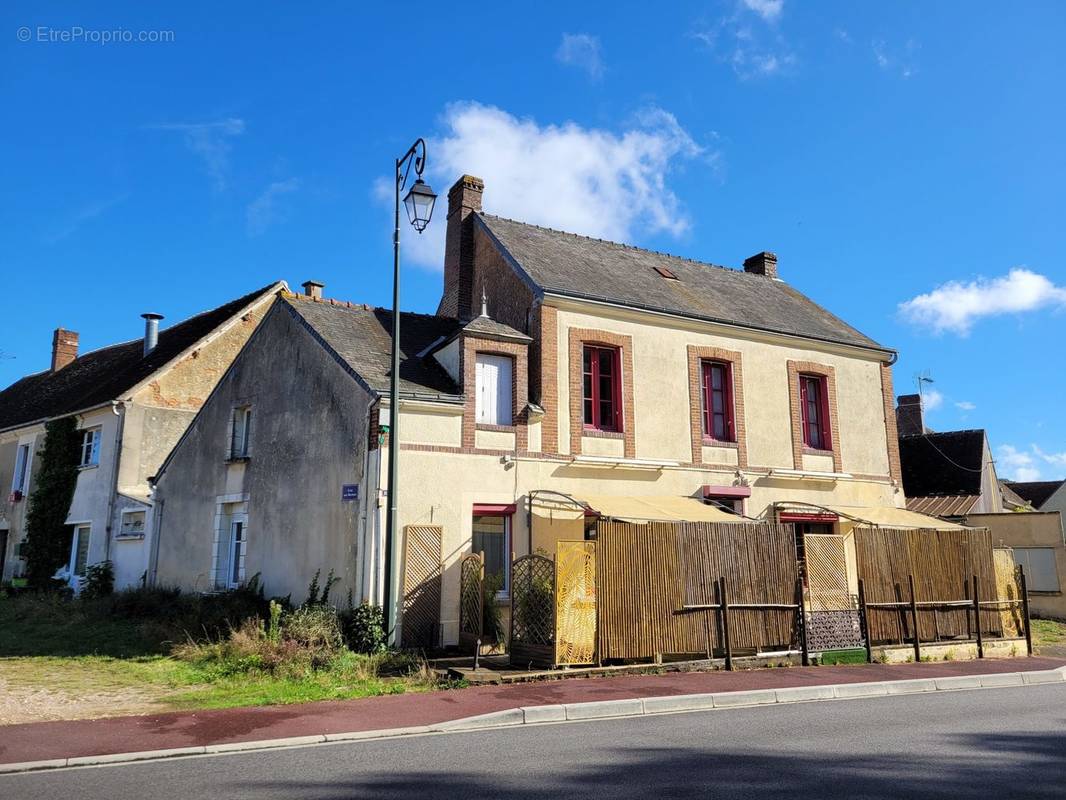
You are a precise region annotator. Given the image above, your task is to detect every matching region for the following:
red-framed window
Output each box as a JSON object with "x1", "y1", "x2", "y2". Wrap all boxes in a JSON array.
[
  {"x1": 799, "y1": 374, "x2": 831, "y2": 450},
  {"x1": 472, "y1": 503, "x2": 515, "y2": 596},
  {"x1": 700, "y1": 360, "x2": 735, "y2": 442},
  {"x1": 582, "y1": 345, "x2": 622, "y2": 432}
]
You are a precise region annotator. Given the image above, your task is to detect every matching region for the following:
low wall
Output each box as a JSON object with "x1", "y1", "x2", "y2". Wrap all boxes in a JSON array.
[{"x1": 874, "y1": 638, "x2": 1028, "y2": 664}]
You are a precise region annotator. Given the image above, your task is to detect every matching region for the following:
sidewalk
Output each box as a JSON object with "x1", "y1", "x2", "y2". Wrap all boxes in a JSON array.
[{"x1": 2, "y1": 656, "x2": 1063, "y2": 767}]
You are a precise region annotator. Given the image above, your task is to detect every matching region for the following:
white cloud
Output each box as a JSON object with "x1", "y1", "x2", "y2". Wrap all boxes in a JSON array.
[
  {"x1": 693, "y1": 3, "x2": 795, "y2": 80},
  {"x1": 150, "y1": 118, "x2": 245, "y2": 191},
  {"x1": 45, "y1": 193, "x2": 129, "y2": 244},
  {"x1": 954, "y1": 401, "x2": 976, "y2": 411},
  {"x1": 920, "y1": 388, "x2": 943, "y2": 411},
  {"x1": 555, "y1": 33, "x2": 604, "y2": 80},
  {"x1": 742, "y1": 0, "x2": 783, "y2": 22},
  {"x1": 246, "y1": 178, "x2": 299, "y2": 236},
  {"x1": 388, "y1": 102, "x2": 705, "y2": 271},
  {"x1": 998, "y1": 444, "x2": 1041, "y2": 482},
  {"x1": 1033, "y1": 445, "x2": 1066, "y2": 468},
  {"x1": 898, "y1": 268, "x2": 1066, "y2": 335}
]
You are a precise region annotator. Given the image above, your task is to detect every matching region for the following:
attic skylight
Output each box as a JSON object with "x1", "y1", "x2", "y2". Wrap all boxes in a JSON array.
[{"x1": 653, "y1": 265, "x2": 679, "y2": 280}]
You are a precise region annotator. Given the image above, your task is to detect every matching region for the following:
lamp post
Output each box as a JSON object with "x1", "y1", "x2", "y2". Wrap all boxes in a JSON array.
[{"x1": 384, "y1": 139, "x2": 437, "y2": 646}]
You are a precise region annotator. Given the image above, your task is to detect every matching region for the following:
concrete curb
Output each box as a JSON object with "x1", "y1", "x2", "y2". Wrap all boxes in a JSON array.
[{"x1": 2, "y1": 665, "x2": 1063, "y2": 776}]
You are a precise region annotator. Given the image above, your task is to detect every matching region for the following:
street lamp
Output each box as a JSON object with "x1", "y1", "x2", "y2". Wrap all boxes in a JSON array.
[{"x1": 384, "y1": 139, "x2": 437, "y2": 647}]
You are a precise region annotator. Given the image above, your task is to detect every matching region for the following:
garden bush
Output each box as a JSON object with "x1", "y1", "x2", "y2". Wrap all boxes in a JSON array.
[
  {"x1": 81, "y1": 560, "x2": 114, "y2": 600},
  {"x1": 341, "y1": 601, "x2": 387, "y2": 654}
]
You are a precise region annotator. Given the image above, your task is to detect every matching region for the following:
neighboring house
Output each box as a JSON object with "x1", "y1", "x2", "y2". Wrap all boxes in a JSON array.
[
  {"x1": 1002, "y1": 479, "x2": 1066, "y2": 516},
  {"x1": 152, "y1": 174, "x2": 933, "y2": 644},
  {"x1": 896, "y1": 394, "x2": 1002, "y2": 517},
  {"x1": 0, "y1": 282, "x2": 284, "y2": 589}
]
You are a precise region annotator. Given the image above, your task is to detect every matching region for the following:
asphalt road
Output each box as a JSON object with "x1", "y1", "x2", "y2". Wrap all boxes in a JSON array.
[{"x1": 5, "y1": 684, "x2": 1065, "y2": 799}]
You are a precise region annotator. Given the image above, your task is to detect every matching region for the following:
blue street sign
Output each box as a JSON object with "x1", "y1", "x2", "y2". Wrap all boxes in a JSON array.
[{"x1": 342, "y1": 484, "x2": 359, "y2": 501}]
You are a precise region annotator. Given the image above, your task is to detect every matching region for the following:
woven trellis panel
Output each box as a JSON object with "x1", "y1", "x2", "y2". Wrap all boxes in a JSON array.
[
  {"x1": 805, "y1": 534, "x2": 851, "y2": 612},
  {"x1": 510, "y1": 554, "x2": 555, "y2": 668},
  {"x1": 555, "y1": 541, "x2": 597, "y2": 665},
  {"x1": 993, "y1": 548, "x2": 1025, "y2": 639},
  {"x1": 458, "y1": 553, "x2": 484, "y2": 653},
  {"x1": 401, "y1": 525, "x2": 442, "y2": 649}
]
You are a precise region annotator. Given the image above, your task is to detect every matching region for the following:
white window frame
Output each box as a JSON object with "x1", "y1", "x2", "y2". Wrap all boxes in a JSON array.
[
  {"x1": 79, "y1": 428, "x2": 101, "y2": 468},
  {"x1": 118, "y1": 509, "x2": 147, "y2": 539},
  {"x1": 1014, "y1": 547, "x2": 1060, "y2": 593},
  {"x1": 226, "y1": 516, "x2": 247, "y2": 588},
  {"x1": 474, "y1": 353, "x2": 513, "y2": 426},
  {"x1": 69, "y1": 524, "x2": 91, "y2": 578},
  {"x1": 11, "y1": 442, "x2": 31, "y2": 493},
  {"x1": 230, "y1": 406, "x2": 252, "y2": 459},
  {"x1": 211, "y1": 499, "x2": 249, "y2": 591}
]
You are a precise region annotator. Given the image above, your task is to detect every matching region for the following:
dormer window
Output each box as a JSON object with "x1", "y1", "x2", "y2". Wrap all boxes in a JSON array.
[{"x1": 475, "y1": 354, "x2": 513, "y2": 426}]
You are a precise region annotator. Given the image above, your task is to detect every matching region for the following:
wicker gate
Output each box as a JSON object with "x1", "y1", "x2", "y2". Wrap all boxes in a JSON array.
[
  {"x1": 509, "y1": 554, "x2": 555, "y2": 668},
  {"x1": 401, "y1": 525, "x2": 442, "y2": 649},
  {"x1": 555, "y1": 541, "x2": 597, "y2": 666},
  {"x1": 458, "y1": 552, "x2": 484, "y2": 654},
  {"x1": 803, "y1": 533, "x2": 864, "y2": 652}
]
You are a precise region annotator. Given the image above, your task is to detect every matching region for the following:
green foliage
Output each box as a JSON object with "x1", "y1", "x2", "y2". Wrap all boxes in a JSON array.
[
  {"x1": 81, "y1": 561, "x2": 114, "y2": 600},
  {"x1": 341, "y1": 602, "x2": 387, "y2": 654},
  {"x1": 283, "y1": 605, "x2": 345, "y2": 665},
  {"x1": 305, "y1": 569, "x2": 339, "y2": 607},
  {"x1": 23, "y1": 417, "x2": 82, "y2": 588},
  {"x1": 482, "y1": 572, "x2": 506, "y2": 646},
  {"x1": 267, "y1": 600, "x2": 283, "y2": 643}
]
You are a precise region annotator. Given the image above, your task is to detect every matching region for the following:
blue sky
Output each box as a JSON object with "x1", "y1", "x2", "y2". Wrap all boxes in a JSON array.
[{"x1": 2, "y1": 1, "x2": 1064, "y2": 480}]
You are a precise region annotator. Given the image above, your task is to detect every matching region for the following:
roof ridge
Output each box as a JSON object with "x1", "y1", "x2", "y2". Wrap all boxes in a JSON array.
[
  {"x1": 478, "y1": 212, "x2": 739, "y2": 275},
  {"x1": 283, "y1": 292, "x2": 447, "y2": 320}
]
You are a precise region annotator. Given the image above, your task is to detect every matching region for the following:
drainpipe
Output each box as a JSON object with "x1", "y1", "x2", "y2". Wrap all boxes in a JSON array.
[{"x1": 104, "y1": 400, "x2": 126, "y2": 564}]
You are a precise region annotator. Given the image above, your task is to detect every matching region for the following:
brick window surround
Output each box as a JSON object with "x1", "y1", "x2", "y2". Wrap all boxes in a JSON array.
[
  {"x1": 462, "y1": 335, "x2": 529, "y2": 451},
  {"x1": 786, "y1": 360, "x2": 842, "y2": 472},
  {"x1": 568, "y1": 328, "x2": 635, "y2": 458},
  {"x1": 687, "y1": 345, "x2": 748, "y2": 468},
  {"x1": 537, "y1": 305, "x2": 559, "y2": 455}
]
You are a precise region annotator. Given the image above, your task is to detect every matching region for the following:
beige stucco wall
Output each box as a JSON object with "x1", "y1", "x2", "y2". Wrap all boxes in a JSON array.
[
  {"x1": 552, "y1": 301, "x2": 894, "y2": 480},
  {"x1": 965, "y1": 511, "x2": 1066, "y2": 620},
  {"x1": 399, "y1": 404, "x2": 462, "y2": 446}
]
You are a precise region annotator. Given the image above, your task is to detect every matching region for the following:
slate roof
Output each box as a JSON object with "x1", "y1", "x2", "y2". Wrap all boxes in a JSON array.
[
  {"x1": 906, "y1": 494, "x2": 980, "y2": 517},
  {"x1": 0, "y1": 282, "x2": 283, "y2": 432},
  {"x1": 898, "y1": 430, "x2": 987, "y2": 499},
  {"x1": 283, "y1": 295, "x2": 462, "y2": 398},
  {"x1": 1001, "y1": 480, "x2": 1065, "y2": 509},
  {"x1": 460, "y1": 314, "x2": 532, "y2": 343},
  {"x1": 477, "y1": 213, "x2": 888, "y2": 352}
]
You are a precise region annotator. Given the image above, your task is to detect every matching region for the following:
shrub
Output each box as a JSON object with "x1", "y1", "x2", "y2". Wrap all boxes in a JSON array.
[
  {"x1": 483, "y1": 572, "x2": 505, "y2": 646},
  {"x1": 283, "y1": 605, "x2": 344, "y2": 667},
  {"x1": 342, "y1": 602, "x2": 387, "y2": 654},
  {"x1": 305, "y1": 569, "x2": 339, "y2": 607},
  {"x1": 81, "y1": 561, "x2": 114, "y2": 600}
]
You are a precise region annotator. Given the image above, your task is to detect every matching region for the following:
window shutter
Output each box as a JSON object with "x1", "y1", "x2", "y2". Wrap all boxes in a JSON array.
[
  {"x1": 818, "y1": 377, "x2": 831, "y2": 450},
  {"x1": 495, "y1": 355, "x2": 512, "y2": 425},
  {"x1": 799, "y1": 378, "x2": 811, "y2": 446}
]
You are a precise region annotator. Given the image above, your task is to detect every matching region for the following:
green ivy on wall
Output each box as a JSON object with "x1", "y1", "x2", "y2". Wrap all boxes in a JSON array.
[{"x1": 23, "y1": 417, "x2": 82, "y2": 588}]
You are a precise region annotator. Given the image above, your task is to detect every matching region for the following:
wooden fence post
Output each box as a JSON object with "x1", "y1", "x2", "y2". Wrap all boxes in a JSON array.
[
  {"x1": 858, "y1": 578, "x2": 873, "y2": 664},
  {"x1": 719, "y1": 576, "x2": 733, "y2": 671},
  {"x1": 972, "y1": 574, "x2": 984, "y2": 659},
  {"x1": 795, "y1": 575, "x2": 809, "y2": 667},
  {"x1": 908, "y1": 574, "x2": 921, "y2": 663},
  {"x1": 1019, "y1": 566, "x2": 1033, "y2": 656}
]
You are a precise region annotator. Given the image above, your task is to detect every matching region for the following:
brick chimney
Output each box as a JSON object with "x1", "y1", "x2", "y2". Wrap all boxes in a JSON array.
[
  {"x1": 51, "y1": 328, "x2": 79, "y2": 372},
  {"x1": 440, "y1": 175, "x2": 484, "y2": 320},
  {"x1": 896, "y1": 394, "x2": 925, "y2": 436},
  {"x1": 743, "y1": 251, "x2": 778, "y2": 278},
  {"x1": 301, "y1": 280, "x2": 324, "y2": 300}
]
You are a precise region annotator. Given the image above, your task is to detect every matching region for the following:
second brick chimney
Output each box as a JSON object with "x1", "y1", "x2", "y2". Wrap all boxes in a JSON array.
[
  {"x1": 51, "y1": 328, "x2": 79, "y2": 372},
  {"x1": 743, "y1": 251, "x2": 778, "y2": 278},
  {"x1": 440, "y1": 175, "x2": 484, "y2": 320},
  {"x1": 896, "y1": 394, "x2": 926, "y2": 436}
]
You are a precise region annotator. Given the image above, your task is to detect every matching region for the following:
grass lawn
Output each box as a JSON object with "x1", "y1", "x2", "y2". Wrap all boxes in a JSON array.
[
  {"x1": 0, "y1": 592, "x2": 444, "y2": 725},
  {"x1": 1031, "y1": 618, "x2": 1066, "y2": 650}
]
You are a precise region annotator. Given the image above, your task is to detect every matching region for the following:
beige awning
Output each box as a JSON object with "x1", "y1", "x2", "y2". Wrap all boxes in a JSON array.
[
  {"x1": 575, "y1": 494, "x2": 740, "y2": 523},
  {"x1": 826, "y1": 505, "x2": 970, "y2": 531}
]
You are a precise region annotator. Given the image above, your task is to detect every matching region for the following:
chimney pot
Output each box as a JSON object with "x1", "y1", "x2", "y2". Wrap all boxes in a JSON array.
[
  {"x1": 51, "y1": 328, "x2": 79, "y2": 372},
  {"x1": 896, "y1": 393, "x2": 926, "y2": 436},
  {"x1": 440, "y1": 175, "x2": 484, "y2": 320},
  {"x1": 743, "y1": 251, "x2": 778, "y2": 278},
  {"x1": 301, "y1": 280, "x2": 325, "y2": 300},
  {"x1": 141, "y1": 313, "x2": 164, "y2": 357}
]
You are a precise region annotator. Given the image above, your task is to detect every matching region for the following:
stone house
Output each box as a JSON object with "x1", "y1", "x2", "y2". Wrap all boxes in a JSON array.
[
  {"x1": 148, "y1": 174, "x2": 954, "y2": 645},
  {"x1": 0, "y1": 282, "x2": 283, "y2": 589}
]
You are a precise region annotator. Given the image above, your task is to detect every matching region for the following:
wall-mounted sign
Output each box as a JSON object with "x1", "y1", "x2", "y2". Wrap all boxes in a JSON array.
[{"x1": 342, "y1": 484, "x2": 359, "y2": 501}]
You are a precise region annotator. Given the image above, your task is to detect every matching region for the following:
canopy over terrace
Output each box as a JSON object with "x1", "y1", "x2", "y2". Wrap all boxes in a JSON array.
[
  {"x1": 528, "y1": 491, "x2": 739, "y2": 554},
  {"x1": 774, "y1": 501, "x2": 972, "y2": 531}
]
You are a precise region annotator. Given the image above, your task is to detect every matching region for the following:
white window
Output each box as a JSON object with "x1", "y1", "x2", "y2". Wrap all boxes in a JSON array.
[
  {"x1": 119, "y1": 510, "x2": 146, "y2": 538},
  {"x1": 70, "y1": 525, "x2": 91, "y2": 577},
  {"x1": 11, "y1": 443, "x2": 30, "y2": 493},
  {"x1": 79, "y1": 428, "x2": 101, "y2": 467},
  {"x1": 230, "y1": 406, "x2": 252, "y2": 458},
  {"x1": 1014, "y1": 547, "x2": 1060, "y2": 593},
  {"x1": 213, "y1": 508, "x2": 248, "y2": 590},
  {"x1": 475, "y1": 354, "x2": 513, "y2": 426}
]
